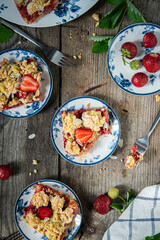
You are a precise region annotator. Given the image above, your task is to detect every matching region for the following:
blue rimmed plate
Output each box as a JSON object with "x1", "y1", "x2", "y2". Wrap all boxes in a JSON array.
[
  {"x1": 51, "y1": 96, "x2": 120, "y2": 166},
  {"x1": 15, "y1": 179, "x2": 82, "y2": 240},
  {"x1": 107, "y1": 23, "x2": 160, "y2": 95},
  {"x1": 0, "y1": 48, "x2": 53, "y2": 118},
  {"x1": 0, "y1": 0, "x2": 99, "y2": 27}
]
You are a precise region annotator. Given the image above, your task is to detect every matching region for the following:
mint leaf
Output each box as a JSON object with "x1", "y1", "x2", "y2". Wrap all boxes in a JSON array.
[
  {"x1": 144, "y1": 233, "x2": 160, "y2": 240},
  {"x1": 105, "y1": 0, "x2": 125, "y2": 5},
  {"x1": 126, "y1": 190, "x2": 135, "y2": 202},
  {"x1": 99, "y1": 3, "x2": 126, "y2": 29},
  {"x1": 91, "y1": 36, "x2": 114, "y2": 53},
  {"x1": 0, "y1": 24, "x2": 13, "y2": 44},
  {"x1": 126, "y1": 0, "x2": 146, "y2": 23},
  {"x1": 91, "y1": 36, "x2": 113, "y2": 42},
  {"x1": 110, "y1": 203, "x2": 123, "y2": 213}
]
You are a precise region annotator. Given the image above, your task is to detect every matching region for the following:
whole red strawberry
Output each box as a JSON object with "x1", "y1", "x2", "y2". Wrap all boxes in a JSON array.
[
  {"x1": 37, "y1": 206, "x2": 52, "y2": 220},
  {"x1": 94, "y1": 194, "x2": 111, "y2": 215},
  {"x1": 143, "y1": 32, "x2": 158, "y2": 48},
  {"x1": 0, "y1": 165, "x2": 11, "y2": 180},
  {"x1": 121, "y1": 42, "x2": 137, "y2": 59},
  {"x1": 131, "y1": 73, "x2": 148, "y2": 87},
  {"x1": 143, "y1": 53, "x2": 160, "y2": 73}
]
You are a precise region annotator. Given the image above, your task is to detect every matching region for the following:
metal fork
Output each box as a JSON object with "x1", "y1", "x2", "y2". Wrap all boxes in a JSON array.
[
  {"x1": 134, "y1": 109, "x2": 160, "y2": 156},
  {"x1": 0, "y1": 17, "x2": 73, "y2": 67},
  {"x1": 0, "y1": 231, "x2": 24, "y2": 240}
]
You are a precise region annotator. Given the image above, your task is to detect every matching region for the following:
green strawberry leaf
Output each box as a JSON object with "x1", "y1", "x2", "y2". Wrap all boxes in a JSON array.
[
  {"x1": 91, "y1": 36, "x2": 114, "y2": 53},
  {"x1": 144, "y1": 233, "x2": 160, "y2": 240},
  {"x1": 0, "y1": 24, "x2": 13, "y2": 44},
  {"x1": 99, "y1": 3, "x2": 126, "y2": 29},
  {"x1": 105, "y1": 0, "x2": 125, "y2": 5},
  {"x1": 121, "y1": 48, "x2": 131, "y2": 58},
  {"x1": 91, "y1": 36, "x2": 113, "y2": 42},
  {"x1": 122, "y1": 197, "x2": 134, "y2": 212},
  {"x1": 126, "y1": 0, "x2": 146, "y2": 23},
  {"x1": 126, "y1": 190, "x2": 135, "y2": 202},
  {"x1": 110, "y1": 203, "x2": 123, "y2": 213}
]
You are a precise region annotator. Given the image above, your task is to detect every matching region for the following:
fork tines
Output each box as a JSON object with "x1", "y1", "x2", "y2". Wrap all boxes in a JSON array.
[
  {"x1": 4, "y1": 231, "x2": 24, "y2": 240},
  {"x1": 58, "y1": 56, "x2": 74, "y2": 68}
]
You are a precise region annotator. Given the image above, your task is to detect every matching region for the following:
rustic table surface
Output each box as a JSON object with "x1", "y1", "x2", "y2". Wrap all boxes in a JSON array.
[{"x1": 0, "y1": 0, "x2": 160, "y2": 239}]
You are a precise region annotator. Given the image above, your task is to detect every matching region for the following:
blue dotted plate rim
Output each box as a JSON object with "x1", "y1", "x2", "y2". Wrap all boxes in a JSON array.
[
  {"x1": 107, "y1": 23, "x2": 160, "y2": 96},
  {"x1": 14, "y1": 179, "x2": 83, "y2": 240},
  {"x1": 50, "y1": 96, "x2": 121, "y2": 166},
  {"x1": 0, "y1": 48, "x2": 53, "y2": 118}
]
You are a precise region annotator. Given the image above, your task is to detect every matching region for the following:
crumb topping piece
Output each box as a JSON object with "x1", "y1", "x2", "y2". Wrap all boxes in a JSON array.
[
  {"x1": 31, "y1": 191, "x2": 49, "y2": 208},
  {"x1": 82, "y1": 110, "x2": 105, "y2": 131},
  {"x1": 49, "y1": 195, "x2": 64, "y2": 212},
  {"x1": 62, "y1": 113, "x2": 82, "y2": 138},
  {"x1": 65, "y1": 140, "x2": 80, "y2": 155}
]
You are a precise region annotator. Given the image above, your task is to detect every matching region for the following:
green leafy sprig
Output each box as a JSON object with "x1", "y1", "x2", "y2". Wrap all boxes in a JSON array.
[
  {"x1": 0, "y1": 23, "x2": 13, "y2": 44},
  {"x1": 91, "y1": 0, "x2": 146, "y2": 53},
  {"x1": 144, "y1": 233, "x2": 160, "y2": 240},
  {"x1": 110, "y1": 189, "x2": 135, "y2": 214}
]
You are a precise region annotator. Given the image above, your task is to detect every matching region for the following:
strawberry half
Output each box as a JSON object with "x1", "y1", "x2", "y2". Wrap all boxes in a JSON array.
[
  {"x1": 37, "y1": 206, "x2": 52, "y2": 220},
  {"x1": 75, "y1": 128, "x2": 93, "y2": 146},
  {"x1": 19, "y1": 75, "x2": 39, "y2": 92}
]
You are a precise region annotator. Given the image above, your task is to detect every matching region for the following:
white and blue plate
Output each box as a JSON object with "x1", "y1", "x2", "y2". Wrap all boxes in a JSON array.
[
  {"x1": 15, "y1": 179, "x2": 82, "y2": 240},
  {"x1": 107, "y1": 23, "x2": 160, "y2": 95},
  {"x1": 0, "y1": 0, "x2": 99, "y2": 27},
  {"x1": 0, "y1": 48, "x2": 53, "y2": 118},
  {"x1": 51, "y1": 96, "x2": 120, "y2": 166}
]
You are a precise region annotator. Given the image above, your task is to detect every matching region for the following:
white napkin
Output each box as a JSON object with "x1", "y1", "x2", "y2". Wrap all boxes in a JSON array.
[{"x1": 102, "y1": 185, "x2": 160, "y2": 240}]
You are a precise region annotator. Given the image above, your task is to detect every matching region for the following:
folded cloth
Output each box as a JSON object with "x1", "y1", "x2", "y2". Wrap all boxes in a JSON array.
[{"x1": 102, "y1": 185, "x2": 160, "y2": 240}]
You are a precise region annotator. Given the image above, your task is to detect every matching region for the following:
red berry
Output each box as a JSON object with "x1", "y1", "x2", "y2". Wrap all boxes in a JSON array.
[
  {"x1": 143, "y1": 53, "x2": 160, "y2": 73},
  {"x1": 143, "y1": 32, "x2": 158, "y2": 48},
  {"x1": 0, "y1": 165, "x2": 11, "y2": 180},
  {"x1": 121, "y1": 42, "x2": 137, "y2": 59},
  {"x1": 37, "y1": 206, "x2": 52, "y2": 220},
  {"x1": 94, "y1": 194, "x2": 111, "y2": 215},
  {"x1": 131, "y1": 73, "x2": 148, "y2": 88}
]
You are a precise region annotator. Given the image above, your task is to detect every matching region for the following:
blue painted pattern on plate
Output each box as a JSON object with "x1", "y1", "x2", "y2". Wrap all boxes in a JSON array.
[
  {"x1": 107, "y1": 23, "x2": 160, "y2": 95},
  {"x1": 0, "y1": 49, "x2": 52, "y2": 118},
  {"x1": 51, "y1": 97, "x2": 120, "y2": 166},
  {"x1": 15, "y1": 180, "x2": 82, "y2": 240}
]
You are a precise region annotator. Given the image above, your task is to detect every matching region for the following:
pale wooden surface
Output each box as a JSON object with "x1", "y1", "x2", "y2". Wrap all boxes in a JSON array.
[{"x1": 0, "y1": 0, "x2": 160, "y2": 239}]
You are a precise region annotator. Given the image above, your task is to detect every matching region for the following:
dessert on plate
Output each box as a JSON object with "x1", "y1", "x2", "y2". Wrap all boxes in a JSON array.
[
  {"x1": 0, "y1": 57, "x2": 41, "y2": 111},
  {"x1": 22, "y1": 183, "x2": 79, "y2": 240},
  {"x1": 125, "y1": 145, "x2": 143, "y2": 169},
  {"x1": 14, "y1": 0, "x2": 60, "y2": 24},
  {"x1": 61, "y1": 108, "x2": 111, "y2": 156}
]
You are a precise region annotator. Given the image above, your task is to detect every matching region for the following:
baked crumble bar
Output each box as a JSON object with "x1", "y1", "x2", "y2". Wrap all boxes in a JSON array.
[{"x1": 0, "y1": 57, "x2": 41, "y2": 111}]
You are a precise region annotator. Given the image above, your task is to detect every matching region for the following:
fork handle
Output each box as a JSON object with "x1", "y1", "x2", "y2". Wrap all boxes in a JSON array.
[
  {"x1": 0, "y1": 17, "x2": 45, "y2": 50},
  {"x1": 147, "y1": 109, "x2": 160, "y2": 137}
]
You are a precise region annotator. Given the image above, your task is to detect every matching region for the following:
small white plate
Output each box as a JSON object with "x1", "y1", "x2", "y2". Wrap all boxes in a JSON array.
[
  {"x1": 15, "y1": 180, "x2": 82, "y2": 240},
  {"x1": 0, "y1": 0, "x2": 99, "y2": 27},
  {"x1": 107, "y1": 23, "x2": 160, "y2": 95},
  {"x1": 0, "y1": 48, "x2": 53, "y2": 118},
  {"x1": 51, "y1": 96, "x2": 120, "y2": 166}
]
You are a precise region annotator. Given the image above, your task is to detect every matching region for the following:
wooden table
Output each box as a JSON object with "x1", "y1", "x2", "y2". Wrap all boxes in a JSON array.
[{"x1": 0, "y1": 0, "x2": 160, "y2": 239}]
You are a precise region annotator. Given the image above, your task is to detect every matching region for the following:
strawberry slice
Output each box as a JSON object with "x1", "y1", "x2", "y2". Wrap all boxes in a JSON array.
[
  {"x1": 75, "y1": 128, "x2": 93, "y2": 146},
  {"x1": 19, "y1": 75, "x2": 39, "y2": 92},
  {"x1": 37, "y1": 206, "x2": 52, "y2": 220}
]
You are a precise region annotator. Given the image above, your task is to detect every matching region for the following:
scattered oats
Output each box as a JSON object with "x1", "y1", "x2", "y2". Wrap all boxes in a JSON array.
[
  {"x1": 78, "y1": 54, "x2": 82, "y2": 60},
  {"x1": 155, "y1": 95, "x2": 160, "y2": 102},
  {"x1": 96, "y1": 22, "x2": 99, "y2": 27},
  {"x1": 92, "y1": 32, "x2": 96, "y2": 36},
  {"x1": 32, "y1": 159, "x2": 38, "y2": 165},
  {"x1": 29, "y1": 172, "x2": 32, "y2": 176},
  {"x1": 83, "y1": 64, "x2": 85, "y2": 67},
  {"x1": 92, "y1": 13, "x2": 100, "y2": 21},
  {"x1": 18, "y1": 41, "x2": 21, "y2": 45},
  {"x1": 100, "y1": 168, "x2": 102, "y2": 171},
  {"x1": 73, "y1": 55, "x2": 77, "y2": 59},
  {"x1": 109, "y1": 155, "x2": 118, "y2": 160},
  {"x1": 34, "y1": 169, "x2": 38, "y2": 174},
  {"x1": 118, "y1": 138, "x2": 123, "y2": 148},
  {"x1": 28, "y1": 133, "x2": 36, "y2": 140},
  {"x1": 121, "y1": 159, "x2": 124, "y2": 162},
  {"x1": 70, "y1": 36, "x2": 72, "y2": 39},
  {"x1": 86, "y1": 103, "x2": 90, "y2": 108}
]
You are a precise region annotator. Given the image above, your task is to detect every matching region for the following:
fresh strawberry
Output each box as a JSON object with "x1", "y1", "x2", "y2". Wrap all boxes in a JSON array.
[
  {"x1": 19, "y1": 75, "x2": 39, "y2": 92},
  {"x1": 0, "y1": 165, "x2": 11, "y2": 180},
  {"x1": 94, "y1": 194, "x2": 111, "y2": 215},
  {"x1": 131, "y1": 72, "x2": 148, "y2": 87},
  {"x1": 37, "y1": 206, "x2": 52, "y2": 220},
  {"x1": 143, "y1": 53, "x2": 160, "y2": 73},
  {"x1": 121, "y1": 42, "x2": 137, "y2": 59},
  {"x1": 131, "y1": 145, "x2": 137, "y2": 155},
  {"x1": 18, "y1": 92, "x2": 28, "y2": 99},
  {"x1": 75, "y1": 128, "x2": 93, "y2": 146},
  {"x1": 143, "y1": 32, "x2": 157, "y2": 48}
]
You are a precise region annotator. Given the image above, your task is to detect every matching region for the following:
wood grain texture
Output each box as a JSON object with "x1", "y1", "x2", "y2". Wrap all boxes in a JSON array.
[{"x1": 0, "y1": 0, "x2": 160, "y2": 239}]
